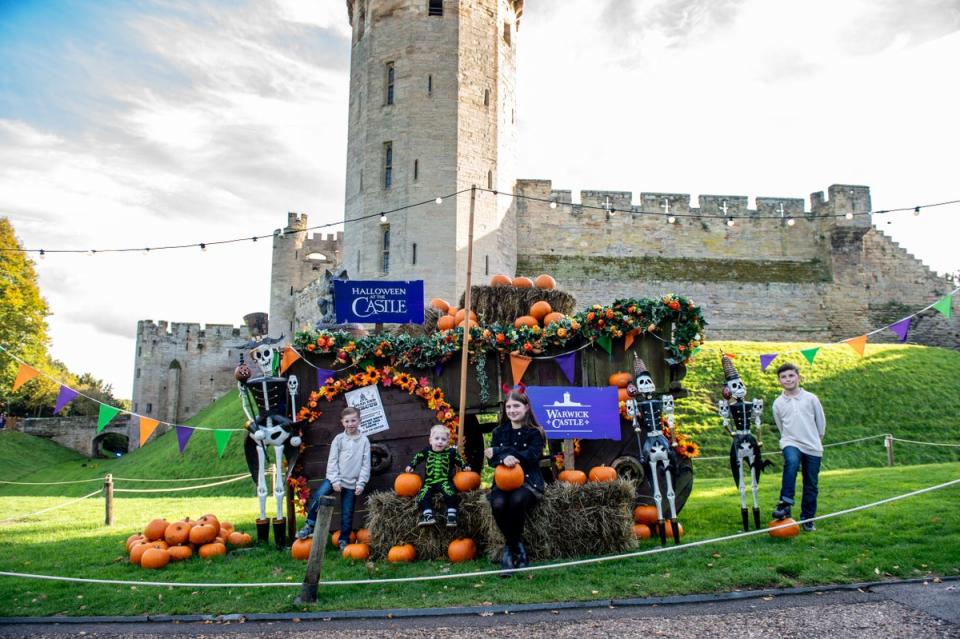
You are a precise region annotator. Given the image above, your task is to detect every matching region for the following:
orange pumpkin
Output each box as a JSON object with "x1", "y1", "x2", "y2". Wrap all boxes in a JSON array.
[
  {"x1": 608, "y1": 371, "x2": 633, "y2": 388},
  {"x1": 557, "y1": 469, "x2": 587, "y2": 485},
  {"x1": 542, "y1": 312, "x2": 565, "y2": 326},
  {"x1": 453, "y1": 470, "x2": 481, "y2": 492},
  {"x1": 534, "y1": 274, "x2": 557, "y2": 289},
  {"x1": 494, "y1": 464, "x2": 525, "y2": 491},
  {"x1": 188, "y1": 524, "x2": 218, "y2": 545},
  {"x1": 430, "y1": 298, "x2": 450, "y2": 313},
  {"x1": 168, "y1": 545, "x2": 193, "y2": 561},
  {"x1": 143, "y1": 518, "x2": 169, "y2": 541},
  {"x1": 633, "y1": 505, "x2": 659, "y2": 525},
  {"x1": 130, "y1": 540, "x2": 166, "y2": 565},
  {"x1": 512, "y1": 276, "x2": 534, "y2": 288},
  {"x1": 589, "y1": 466, "x2": 617, "y2": 482},
  {"x1": 197, "y1": 514, "x2": 221, "y2": 536},
  {"x1": 768, "y1": 518, "x2": 800, "y2": 538},
  {"x1": 617, "y1": 388, "x2": 631, "y2": 403},
  {"x1": 356, "y1": 528, "x2": 371, "y2": 544},
  {"x1": 454, "y1": 309, "x2": 478, "y2": 324},
  {"x1": 394, "y1": 472, "x2": 423, "y2": 497},
  {"x1": 227, "y1": 531, "x2": 252, "y2": 547},
  {"x1": 331, "y1": 530, "x2": 358, "y2": 547},
  {"x1": 291, "y1": 538, "x2": 312, "y2": 560},
  {"x1": 662, "y1": 521, "x2": 684, "y2": 538},
  {"x1": 529, "y1": 301, "x2": 552, "y2": 320},
  {"x1": 140, "y1": 548, "x2": 170, "y2": 570},
  {"x1": 458, "y1": 319, "x2": 478, "y2": 330},
  {"x1": 514, "y1": 315, "x2": 539, "y2": 329},
  {"x1": 126, "y1": 533, "x2": 145, "y2": 551},
  {"x1": 633, "y1": 523, "x2": 652, "y2": 540},
  {"x1": 490, "y1": 274, "x2": 512, "y2": 287},
  {"x1": 437, "y1": 315, "x2": 456, "y2": 331},
  {"x1": 342, "y1": 543, "x2": 370, "y2": 560},
  {"x1": 219, "y1": 521, "x2": 234, "y2": 536},
  {"x1": 387, "y1": 543, "x2": 417, "y2": 563},
  {"x1": 447, "y1": 306, "x2": 458, "y2": 317},
  {"x1": 447, "y1": 538, "x2": 477, "y2": 563},
  {"x1": 163, "y1": 521, "x2": 191, "y2": 546},
  {"x1": 198, "y1": 542, "x2": 227, "y2": 559}
]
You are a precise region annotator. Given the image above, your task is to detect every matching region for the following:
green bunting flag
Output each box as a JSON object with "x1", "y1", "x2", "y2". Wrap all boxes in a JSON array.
[
  {"x1": 96, "y1": 404, "x2": 121, "y2": 433},
  {"x1": 213, "y1": 430, "x2": 233, "y2": 458},
  {"x1": 596, "y1": 335, "x2": 613, "y2": 355},
  {"x1": 800, "y1": 347, "x2": 820, "y2": 365},
  {"x1": 358, "y1": 358, "x2": 374, "y2": 370},
  {"x1": 932, "y1": 295, "x2": 953, "y2": 319}
]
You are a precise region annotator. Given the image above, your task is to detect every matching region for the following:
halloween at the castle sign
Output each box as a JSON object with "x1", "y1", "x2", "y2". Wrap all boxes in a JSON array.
[{"x1": 335, "y1": 280, "x2": 424, "y2": 324}]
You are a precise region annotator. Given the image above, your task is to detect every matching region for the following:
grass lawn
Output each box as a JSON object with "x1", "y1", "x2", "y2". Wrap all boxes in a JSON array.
[{"x1": 0, "y1": 462, "x2": 957, "y2": 617}]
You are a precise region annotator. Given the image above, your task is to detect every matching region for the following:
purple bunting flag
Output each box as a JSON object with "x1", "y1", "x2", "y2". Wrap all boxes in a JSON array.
[
  {"x1": 888, "y1": 317, "x2": 911, "y2": 342},
  {"x1": 176, "y1": 425, "x2": 195, "y2": 454},
  {"x1": 53, "y1": 386, "x2": 79, "y2": 414},
  {"x1": 759, "y1": 353, "x2": 779, "y2": 372},
  {"x1": 434, "y1": 362, "x2": 444, "y2": 378},
  {"x1": 555, "y1": 352, "x2": 576, "y2": 384},
  {"x1": 316, "y1": 368, "x2": 336, "y2": 388}
]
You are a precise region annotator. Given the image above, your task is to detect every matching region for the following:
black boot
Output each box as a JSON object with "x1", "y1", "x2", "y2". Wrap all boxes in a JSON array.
[
  {"x1": 499, "y1": 545, "x2": 515, "y2": 575},
  {"x1": 272, "y1": 518, "x2": 287, "y2": 548},
  {"x1": 256, "y1": 518, "x2": 270, "y2": 544},
  {"x1": 514, "y1": 542, "x2": 529, "y2": 569}
]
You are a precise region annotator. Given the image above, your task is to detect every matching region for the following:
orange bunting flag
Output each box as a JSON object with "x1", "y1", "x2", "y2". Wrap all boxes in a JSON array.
[
  {"x1": 12, "y1": 364, "x2": 39, "y2": 392},
  {"x1": 139, "y1": 416, "x2": 160, "y2": 446},
  {"x1": 279, "y1": 346, "x2": 301, "y2": 375},
  {"x1": 845, "y1": 334, "x2": 868, "y2": 357},
  {"x1": 510, "y1": 352, "x2": 532, "y2": 386},
  {"x1": 624, "y1": 328, "x2": 641, "y2": 351}
]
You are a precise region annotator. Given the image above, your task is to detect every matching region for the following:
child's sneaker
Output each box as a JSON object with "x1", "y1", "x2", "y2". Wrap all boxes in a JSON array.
[
  {"x1": 446, "y1": 511, "x2": 458, "y2": 528},
  {"x1": 772, "y1": 501, "x2": 791, "y2": 520},
  {"x1": 296, "y1": 522, "x2": 315, "y2": 540},
  {"x1": 801, "y1": 522, "x2": 816, "y2": 532},
  {"x1": 338, "y1": 538, "x2": 348, "y2": 551},
  {"x1": 417, "y1": 511, "x2": 436, "y2": 527}
]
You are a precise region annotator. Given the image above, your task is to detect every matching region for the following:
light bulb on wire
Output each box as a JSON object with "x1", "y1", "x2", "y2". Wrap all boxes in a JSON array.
[
  {"x1": 380, "y1": 212, "x2": 388, "y2": 223},
  {"x1": 726, "y1": 217, "x2": 735, "y2": 227},
  {"x1": 786, "y1": 218, "x2": 796, "y2": 227},
  {"x1": 39, "y1": 249, "x2": 45, "y2": 260},
  {"x1": 200, "y1": 243, "x2": 207, "y2": 252},
  {"x1": 913, "y1": 206, "x2": 920, "y2": 216},
  {"x1": 667, "y1": 215, "x2": 676, "y2": 224},
  {"x1": 549, "y1": 201, "x2": 557, "y2": 209},
  {"x1": 435, "y1": 197, "x2": 443, "y2": 205},
  {"x1": 845, "y1": 212, "x2": 854, "y2": 220}
]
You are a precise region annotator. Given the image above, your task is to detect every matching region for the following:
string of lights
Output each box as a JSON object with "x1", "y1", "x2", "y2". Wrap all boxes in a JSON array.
[{"x1": 2, "y1": 186, "x2": 957, "y2": 256}]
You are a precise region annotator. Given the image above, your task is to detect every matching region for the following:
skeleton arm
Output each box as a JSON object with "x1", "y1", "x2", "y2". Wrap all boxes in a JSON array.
[{"x1": 238, "y1": 382, "x2": 255, "y2": 424}]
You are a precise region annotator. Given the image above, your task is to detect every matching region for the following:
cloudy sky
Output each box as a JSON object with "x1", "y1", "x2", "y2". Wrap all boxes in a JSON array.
[{"x1": 2, "y1": 0, "x2": 959, "y2": 398}]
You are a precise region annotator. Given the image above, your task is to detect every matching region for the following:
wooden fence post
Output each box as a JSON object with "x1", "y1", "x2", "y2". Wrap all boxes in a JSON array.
[
  {"x1": 104, "y1": 473, "x2": 114, "y2": 526},
  {"x1": 295, "y1": 495, "x2": 337, "y2": 604},
  {"x1": 885, "y1": 434, "x2": 894, "y2": 467}
]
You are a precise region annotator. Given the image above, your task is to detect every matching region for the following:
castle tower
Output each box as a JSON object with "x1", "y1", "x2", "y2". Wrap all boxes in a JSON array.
[
  {"x1": 270, "y1": 212, "x2": 310, "y2": 338},
  {"x1": 342, "y1": 0, "x2": 524, "y2": 304}
]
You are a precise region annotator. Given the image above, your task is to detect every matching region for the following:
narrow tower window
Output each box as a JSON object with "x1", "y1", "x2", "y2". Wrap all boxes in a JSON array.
[
  {"x1": 383, "y1": 142, "x2": 393, "y2": 188},
  {"x1": 414, "y1": 159, "x2": 419, "y2": 181},
  {"x1": 428, "y1": 0, "x2": 443, "y2": 16},
  {"x1": 412, "y1": 242, "x2": 417, "y2": 265},
  {"x1": 503, "y1": 21, "x2": 511, "y2": 46},
  {"x1": 483, "y1": 88, "x2": 490, "y2": 107},
  {"x1": 381, "y1": 226, "x2": 390, "y2": 273},
  {"x1": 487, "y1": 170, "x2": 493, "y2": 189},
  {"x1": 484, "y1": 255, "x2": 489, "y2": 276},
  {"x1": 427, "y1": 74, "x2": 433, "y2": 95},
  {"x1": 385, "y1": 62, "x2": 395, "y2": 105}
]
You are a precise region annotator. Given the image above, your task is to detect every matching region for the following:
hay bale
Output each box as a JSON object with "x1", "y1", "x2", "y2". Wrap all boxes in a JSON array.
[
  {"x1": 459, "y1": 286, "x2": 577, "y2": 326},
  {"x1": 366, "y1": 479, "x2": 635, "y2": 562}
]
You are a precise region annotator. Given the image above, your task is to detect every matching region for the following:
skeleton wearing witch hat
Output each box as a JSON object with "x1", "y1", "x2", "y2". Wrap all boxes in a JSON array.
[
  {"x1": 717, "y1": 353, "x2": 769, "y2": 531},
  {"x1": 625, "y1": 353, "x2": 682, "y2": 545},
  {"x1": 235, "y1": 341, "x2": 303, "y2": 547}
]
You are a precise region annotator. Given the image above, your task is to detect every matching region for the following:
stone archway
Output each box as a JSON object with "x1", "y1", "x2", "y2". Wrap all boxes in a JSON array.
[{"x1": 92, "y1": 430, "x2": 129, "y2": 458}]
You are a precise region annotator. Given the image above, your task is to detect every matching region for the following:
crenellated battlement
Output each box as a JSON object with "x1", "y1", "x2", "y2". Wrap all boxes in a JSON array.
[{"x1": 136, "y1": 319, "x2": 245, "y2": 340}]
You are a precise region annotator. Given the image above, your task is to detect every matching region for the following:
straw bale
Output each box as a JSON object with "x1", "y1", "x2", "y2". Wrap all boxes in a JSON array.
[{"x1": 458, "y1": 286, "x2": 577, "y2": 326}]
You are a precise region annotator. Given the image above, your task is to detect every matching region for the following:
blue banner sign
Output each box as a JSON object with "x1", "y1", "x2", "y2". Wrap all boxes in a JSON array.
[
  {"x1": 525, "y1": 386, "x2": 621, "y2": 440},
  {"x1": 334, "y1": 280, "x2": 425, "y2": 324}
]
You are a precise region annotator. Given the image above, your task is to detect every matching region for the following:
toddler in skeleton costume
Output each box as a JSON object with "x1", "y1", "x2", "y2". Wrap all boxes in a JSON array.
[{"x1": 405, "y1": 425, "x2": 471, "y2": 528}]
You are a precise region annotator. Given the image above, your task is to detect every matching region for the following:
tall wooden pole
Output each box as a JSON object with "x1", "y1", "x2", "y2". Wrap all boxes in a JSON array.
[{"x1": 457, "y1": 185, "x2": 477, "y2": 453}]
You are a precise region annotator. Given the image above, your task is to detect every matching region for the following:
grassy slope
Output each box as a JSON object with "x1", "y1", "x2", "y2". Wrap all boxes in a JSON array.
[{"x1": 0, "y1": 431, "x2": 86, "y2": 481}]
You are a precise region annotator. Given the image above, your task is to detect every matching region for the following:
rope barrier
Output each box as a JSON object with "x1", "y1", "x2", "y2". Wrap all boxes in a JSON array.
[
  {"x1": 110, "y1": 472, "x2": 249, "y2": 483},
  {"x1": 0, "y1": 472, "x2": 249, "y2": 487},
  {"x1": 0, "y1": 478, "x2": 103, "y2": 486},
  {"x1": 890, "y1": 437, "x2": 960, "y2": 448},
  {"x1": 0, "y1": 489, "x2": 103, "y2": 525},
  {"x1": 692, "y1": 433, "x2": 905, "y2": 461},
  {"x1": 0, "y1": 476, "x2": 956, "y2": 588},
  {"x1": 112, "y1": 475, "x2": 249, "y2": 493}
]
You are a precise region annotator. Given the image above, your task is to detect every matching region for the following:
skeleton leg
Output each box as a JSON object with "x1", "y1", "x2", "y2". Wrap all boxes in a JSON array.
[
  {"x1": 255, "y1": 444, "x2": 270, "y2": 543},
  {"x1": 272, "y1": 445, "x2": 287, "y2": 547},
  {"x1": 737, "y1": 453, "x2": 749, "y2": 531},
  {"x1": 750, "y1": 461, "x2": 761, "y2": 529},
  {"x1": 649, "y1": 461, "x2": 666, "y2": 545},
  {"x1": 663, "y1": 465, "x2": 680, "y2": 544}
]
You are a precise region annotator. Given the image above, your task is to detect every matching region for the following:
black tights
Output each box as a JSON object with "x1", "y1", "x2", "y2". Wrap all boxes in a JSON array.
[{"x1": 489, "y1": 486, "x2": 539, "y2": 547}]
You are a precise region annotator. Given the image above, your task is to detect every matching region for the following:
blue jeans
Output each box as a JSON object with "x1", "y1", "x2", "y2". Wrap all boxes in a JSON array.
[
  {"x1": 304, "y1": 479, "x2": 357, "y2": 541},
  {"x1": 779, "y1": 446, "x2": 821, "y2": 519}
]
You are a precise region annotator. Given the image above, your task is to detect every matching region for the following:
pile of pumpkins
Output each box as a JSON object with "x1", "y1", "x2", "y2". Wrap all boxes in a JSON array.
[
  {"x1": 429, "y1": 272, "x2": 560, "y2": 333},
  {"x1": 608, "y1": 371, "x2": 635, "y2": 405},
  {"x1": 390, "y1": 470, "x2": 481, "y2": 563},
  {"x1": 290, "y1": 527, "x2": 374, "y2": 562},
  {"x1": 632, "y1": 504, "x2": 684, "y2": 540},
  {"x1": 513, "y1": 299, "x2": 567, "y2": 330},
  {"x1": 489, "y1": 273, "x2": 557, "y2": 290},
  {"x1": 125, "y1": 513, "x2": 252, "y2": 569}
]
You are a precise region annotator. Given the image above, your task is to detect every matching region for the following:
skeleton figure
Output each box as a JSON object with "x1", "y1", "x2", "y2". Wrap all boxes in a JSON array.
[
  {"x1": 718, "y1": 353, "x2": 769, "y2": 531},
  {"x1": 624, "y1": 354, "x2": 682, "y2": 545},
  {"x1": 235, "y1": 342, "x2": 303, "y2": 547}
]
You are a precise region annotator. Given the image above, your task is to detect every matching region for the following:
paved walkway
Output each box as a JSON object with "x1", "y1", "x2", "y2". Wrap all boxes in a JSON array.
[{"x1": 0, "y1": 580, "x2": 957, "y2": 638}]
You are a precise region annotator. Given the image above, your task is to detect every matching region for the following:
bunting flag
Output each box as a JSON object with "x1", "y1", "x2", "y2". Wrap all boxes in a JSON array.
[
  {"x1": 801, "y1": 347, "x2": 820, "y2": 365},
  {"x1": 271, "y1": 350, "x2": 281, "y2": 376},
  {"x1": 12, "y1": 364, "x2": 39, "y2": 392},
  {"x1": 53, "y1": 386, "x2": 79, "y2": 414},
  {"x1": 139, "y1": 416, "x2": 160, "y2": 446},
  {"x1": 213, "y1": 430, "x2": 233, "y2": 458},
  {"x1": 596, "y1": 335, "x2": 613, "y2": 355},
  {"x1": 96, "y1": 404, "x2": 121, "y2": 433},
  {"x1": 932, "y1": 295, "x2": 953, "y2": 319},
  {"x1": 510, "y1": 352, "x2": 532, "y2": 385},
  {"x1": 624, "y1": 328, "x2": 641, "y2": 351},
  {"x1": 888, "y1": 317, "x2": 911, "y2": 342},
  {"x1": 434, "y1": 362, "x2": 444, "y2": 378},
  {"x1": 176, "y1": 426, "x2": 195, "y2": 454},
  {"x1": 759, "y1": 353, "x2": 779, "y2": 372},
  {"x1": 358, "y1": 358, "x2": 374, "y2": 370},
  {"x1": 845, "y1": 335, "x2": 868, "y2": 357},
  {"x1": 555, "y1": 352, "x2": 576, "y2": 384},
  {"x1": 279, "y1": 346, "x2": 301, "y2": 374},
  {"x1": 316, "y1": 368, "x2": 336, "y2": 387}
]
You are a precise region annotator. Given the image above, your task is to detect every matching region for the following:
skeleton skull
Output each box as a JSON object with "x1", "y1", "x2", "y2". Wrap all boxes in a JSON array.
[
  {"x1": 661, "y1": 394, "x2": 675, "y2": 413},
  {"x1": 635, "y1": 373, "x2": 656, "y2": 396},
  {"x1": 287, "y1": 375, "x2": 299, "y2": 395},
  {"x1": 250, "y1": 344, "x2": 277, "y2": 376},
  {"x1": 718, "y1": 399, "x2": 730, "y2": 419},
  {"x1": 725, "y1": 376, "x2": 746, "y2": 400}
]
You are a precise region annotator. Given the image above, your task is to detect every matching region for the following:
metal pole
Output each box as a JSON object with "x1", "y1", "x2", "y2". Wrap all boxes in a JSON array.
[
  {"x1": 104, "y1": 474, "x2": 113, "y2": 526},
  {"x1": 885, "y1": 434, "x2": 894, "y2": 466},
  {"x1": 457, "y1": 185, "x2": 477, "y2": 454},
  {"x1": 295, "y1": 495, "x2": 337, "y2": 604}
]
